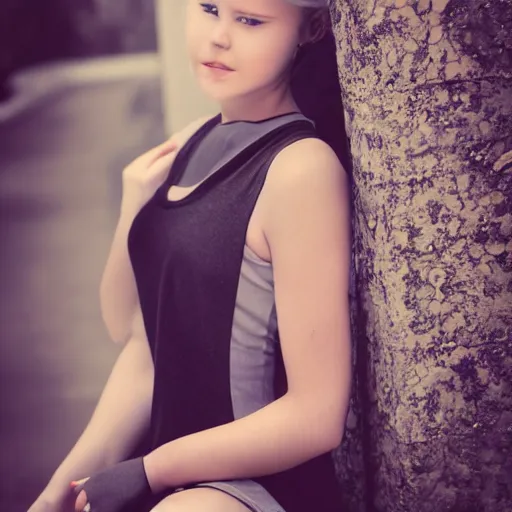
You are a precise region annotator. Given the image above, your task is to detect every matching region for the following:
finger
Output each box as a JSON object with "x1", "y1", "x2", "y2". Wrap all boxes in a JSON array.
[
  {"x1": 142, "y1": 139, "x2": 178, "y2": 168},
  {"x1": 147, "y1": 149, "x2": 179, "y2": 177},
  {"x1": 71, "y1": 477, "x2": 90, "y2": 493},
  {"x1": 75, "y1": 490, "x2": 88, "y2": 512},
  {"x1": 150, "y1": 141, "x2": 179, "y2": 166},
  {"x1": 71, "y1": 477, "x2": 89, "y2": 486},
  {"x1": 126, "y1": 141, "x2": 173, "y2": 174}
]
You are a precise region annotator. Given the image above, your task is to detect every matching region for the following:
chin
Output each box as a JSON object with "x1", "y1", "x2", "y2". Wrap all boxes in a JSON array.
[
  {"x1": 198, "y1": 87, "x2": 228, "y2": 103},
  {"x1": 197, "y1": 81, "x2": 239, "y2": 103}
]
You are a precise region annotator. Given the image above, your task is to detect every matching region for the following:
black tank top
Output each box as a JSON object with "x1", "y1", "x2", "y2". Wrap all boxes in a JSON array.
[{"x1": 128, "y1": 113, "x2": 343, "y2": 512}]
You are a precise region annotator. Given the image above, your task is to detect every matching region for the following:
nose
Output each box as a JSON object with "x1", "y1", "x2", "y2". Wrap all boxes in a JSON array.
[{"x1": 210, "y1": 19, "x2": 231, "y2": 49}]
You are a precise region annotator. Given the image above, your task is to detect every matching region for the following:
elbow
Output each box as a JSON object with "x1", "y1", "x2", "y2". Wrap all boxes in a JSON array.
[
  {"x1": 102, "y1": 319, "x2": 127, "y2": 345},
  {"x1": 322, "y1": 403, "x2": 349, "y2": 450},
  {"x1": 106, "y1": 325, "x2": 130, "y2": 345},
  {"x1": 316, "y1": 418, "x2": 344, "y2": 453},
  {"x1": 103, "y1": 313, "x2": 131, "y2": 345},
  {"x1": 99, "y1": 295, "x2": 130, "y2": 345},
  {"x1": 312, "y1": 402, "x2": 348, "y2": 452},
  {"x1": 325, "y1": 424, "x2": 344, "y2": 451},
  {"x1": 292, "y1": 395, "x2": 346, "y2": 454},
  {"x1": 302, "y1": 423, "x2": 343, "y2": 459}
]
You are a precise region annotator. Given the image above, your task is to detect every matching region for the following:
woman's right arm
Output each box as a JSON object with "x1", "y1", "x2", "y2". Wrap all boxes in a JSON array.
[
  {"x1": 99, "y1": 140, "x2": 178, "y2": 344},
  {"x1": 29, "y1": 303, "x2": 153, "y2": 512},
  {"x1": 100, "y1": 115, "x2": 216, "y2": 344}
]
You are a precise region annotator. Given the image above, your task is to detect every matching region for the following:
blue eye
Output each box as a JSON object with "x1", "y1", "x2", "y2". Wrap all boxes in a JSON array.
[
  {"x1": 200, "y1": 3, "x2": 218, "y2": 16},
  {"x1": 199, "y1": 3, "x2": 263, "y2": 26},
  {"x1": 238, "y1": 16, "x2": 263, "y2": 27}
]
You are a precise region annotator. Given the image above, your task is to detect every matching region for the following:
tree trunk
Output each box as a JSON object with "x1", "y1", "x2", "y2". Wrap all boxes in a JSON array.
[{"x1": 330, "y1": 1, "x2": 512, "y2": 511}]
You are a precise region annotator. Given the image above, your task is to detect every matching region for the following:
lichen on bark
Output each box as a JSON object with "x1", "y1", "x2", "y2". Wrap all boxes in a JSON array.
[{"x1": 330, "y1": 1, "x2": 512, "y2": 510}]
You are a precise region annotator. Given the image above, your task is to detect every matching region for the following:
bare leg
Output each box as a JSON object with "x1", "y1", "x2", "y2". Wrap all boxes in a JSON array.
[{"x1": 149, "y1": 487, "x2": 253, "y2": 512}]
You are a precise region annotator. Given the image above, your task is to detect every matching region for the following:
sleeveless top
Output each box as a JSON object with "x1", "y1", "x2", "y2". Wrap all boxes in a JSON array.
[{"x1": 128, "y1": 113, "x2": 343, "y2": 512}]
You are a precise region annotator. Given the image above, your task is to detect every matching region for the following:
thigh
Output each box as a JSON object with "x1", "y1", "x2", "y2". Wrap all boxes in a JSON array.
[{"x1": 149, "y1": 487, "x2": 252, "y2": 512}]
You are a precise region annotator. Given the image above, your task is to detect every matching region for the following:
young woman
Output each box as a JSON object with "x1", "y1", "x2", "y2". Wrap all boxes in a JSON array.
[{"x1": 29, "y1": 1, "x2": 352, "y2": 511}]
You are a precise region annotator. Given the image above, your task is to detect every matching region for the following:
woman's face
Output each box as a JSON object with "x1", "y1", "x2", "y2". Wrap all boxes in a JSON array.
[{"x1": 186, "y1": 0, "x2": 304, "y2": 103}]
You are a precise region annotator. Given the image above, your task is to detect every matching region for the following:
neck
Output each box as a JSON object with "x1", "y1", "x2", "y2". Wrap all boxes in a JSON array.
[{"x1": 219, "y1": 85, "x2": 299, "y2": 124}]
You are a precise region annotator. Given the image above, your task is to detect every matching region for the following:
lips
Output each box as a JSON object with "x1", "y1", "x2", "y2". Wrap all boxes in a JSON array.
[{"x1": 203, "y1": 62, "x2": 234, "y2": 71}]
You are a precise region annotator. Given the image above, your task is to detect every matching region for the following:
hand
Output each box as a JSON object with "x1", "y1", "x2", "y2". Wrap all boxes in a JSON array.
[
  {"x1": 121, "y1": 137, "x2": 179, "y2": 212},
  {"x1": 121, "y1": 114, "x2": 214, "y2": 213},
  {"x1": 70, "y1": 458, "x2": 152, "y2": 512},
  {"x1": 71, "y1": 478, "x2": 90, "y2": 512}
]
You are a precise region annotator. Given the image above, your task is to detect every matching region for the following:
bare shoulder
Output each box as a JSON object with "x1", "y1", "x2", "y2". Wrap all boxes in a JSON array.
[
  {"x1": 264, "y1": 137, "x2": 348, "y2": 205},
  {"x1": 183, "y1": 113, "x2": 217, "y2": 134},
  {"x1": 173, "y1": 114, "x2": 217, "y2": 148},
  {"x1": 260, "y1": 136, "x2": 351, "y2": 264}
]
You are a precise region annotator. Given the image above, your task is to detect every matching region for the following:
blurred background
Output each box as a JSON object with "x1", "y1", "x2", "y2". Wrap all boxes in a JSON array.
[{"x1": 0, "y1": 1, "x2": 216, "y2": 510}]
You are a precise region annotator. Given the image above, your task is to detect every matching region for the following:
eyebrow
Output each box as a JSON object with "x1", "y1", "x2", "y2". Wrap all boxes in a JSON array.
[{"x1": 233, "y1": 9, "x2": 275, "y2": 20}]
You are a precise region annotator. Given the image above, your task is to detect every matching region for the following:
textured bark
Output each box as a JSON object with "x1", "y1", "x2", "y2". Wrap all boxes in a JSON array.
[{"x1": 330, "y1": 1, "x2": 512, "y2": 511}]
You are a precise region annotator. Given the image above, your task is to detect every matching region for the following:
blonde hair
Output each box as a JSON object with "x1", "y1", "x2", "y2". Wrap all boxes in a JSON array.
[{"x1": 286, "y1": 0, "x2": 330, "y2": 6}]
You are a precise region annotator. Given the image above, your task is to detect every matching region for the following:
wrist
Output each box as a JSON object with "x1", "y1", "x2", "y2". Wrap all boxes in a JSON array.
[
  {"x1": 80, "y1": 457, "x2": 153, "y2": 509},
  {"x1": 39, "y1": 480, "x2": 73, "y2": 504},
  {"x1": 46, "y1": 470, "x2": 72, "y2": 490},
  {"x1": 142, "y1": 452, "x2": 168, "y2": 494},
  {"x1": 120, "y1": 196, "x2": 145, "y2": 219}
]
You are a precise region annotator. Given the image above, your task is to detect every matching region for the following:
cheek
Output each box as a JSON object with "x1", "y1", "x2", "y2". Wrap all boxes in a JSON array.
[
  {"x1": 185, "y1": 24, "x2": 205, "y2": 61},
  {"x1": 185, "y1": 7, "x2": 206, "y2": 56},
  {"x1": 241, "y1": 36, "x2": 296, "y2": 79}
]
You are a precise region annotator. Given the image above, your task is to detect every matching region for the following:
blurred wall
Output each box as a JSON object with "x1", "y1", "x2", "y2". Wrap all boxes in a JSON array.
[
  {"x1": 155, "y1": 0, "x2": 216, "y2": 135},
  {"x1": 0, "y1": 0, "x2": 157, "y2": 97},
  {"x1": 72, "y1": 0, "x2": 157, "y2": 55},
  {"x1": 0, "y1": 0, "x2": 217, "y2": 136}
]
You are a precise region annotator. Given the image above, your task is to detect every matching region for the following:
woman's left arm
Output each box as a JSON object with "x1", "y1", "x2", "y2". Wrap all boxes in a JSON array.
[{"x1": 143, "y1": 138, "x2": 353, "y2": 493}]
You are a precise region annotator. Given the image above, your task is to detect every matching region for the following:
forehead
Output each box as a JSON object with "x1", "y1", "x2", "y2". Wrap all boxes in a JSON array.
[{"x1": 210, "y1": 0, "x2": 296, "y2": 16}]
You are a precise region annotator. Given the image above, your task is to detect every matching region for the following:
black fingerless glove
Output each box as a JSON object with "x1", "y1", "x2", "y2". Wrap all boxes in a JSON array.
[{"x1": 81, "y1": 457, "x2": 152, "y2": 512}]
